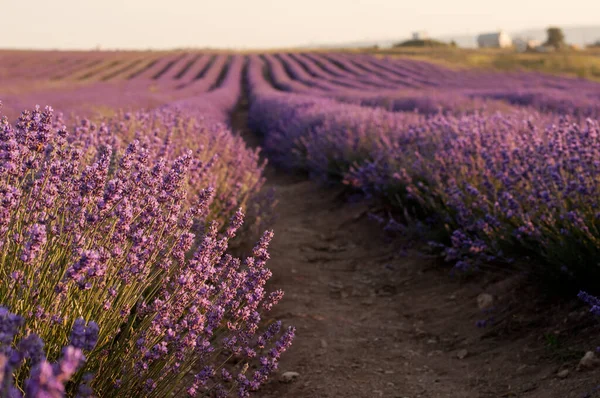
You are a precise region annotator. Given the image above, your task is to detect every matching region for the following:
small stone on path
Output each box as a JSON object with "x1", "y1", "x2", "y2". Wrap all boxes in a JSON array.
[
  {"x1": 578, "y1": 351, "x2": 600, "y2": 370},
  {"x1": 477, "y1": 293, "x2": 494, "y2": 310},
  {"x1": 280, "y1": 371, "x2": 300, "y2": 383},
  {"x1": 557, "y1": 369, "x2": 569, "y2": 378}
]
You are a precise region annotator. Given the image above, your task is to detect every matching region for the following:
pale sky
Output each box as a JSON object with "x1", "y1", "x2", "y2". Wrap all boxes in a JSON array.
[{"x1": 1, "y1": 0, "x2": 599, "y2": 49}]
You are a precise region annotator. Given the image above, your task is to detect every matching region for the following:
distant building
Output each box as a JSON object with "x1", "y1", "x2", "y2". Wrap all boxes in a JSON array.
[
  {"x1": 412, "y1": 31, "x2": 429, "y2": 41},
  {"x1": 477, "y1": 31, "x2": 513, "y2": 48},
  {"x1": 513, "y1": 38, "x2": 541, "y2": 52}
]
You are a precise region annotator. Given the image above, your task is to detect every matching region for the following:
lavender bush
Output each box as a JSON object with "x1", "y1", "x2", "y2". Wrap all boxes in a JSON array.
[
  {"x1": 0, "y1": 104, "x2": 293, "y2": 397},
  {"x1": 74, "y1": 106, "x2": 267, "y2": 232},
  {"x1": 414, "y1": 116, "x2": 600, "y2": 281},
  {"x1": 248, "y1": 55, "x2": 600, "y2": 289},
  {"x1": 346, "y1": 113, "x2": 600, "y2": 283}
]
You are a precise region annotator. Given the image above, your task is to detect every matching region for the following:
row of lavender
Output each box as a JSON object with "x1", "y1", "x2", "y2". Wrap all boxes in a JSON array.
[
  {"x1": 0, "y1": 55, "x2": 293, "y2": 397},
  {"x1": 0, "y1": 52, "x2": 234, "y2": 119},
  {"x1": 0, "y1": 51, "x2": 224, "y2": 83},
  {"x1": 248, "y1": 54, "x2": 600, "y2": 293},
  {"x1": 262, "y1": 52, "x2": 600, "y2": 118}
]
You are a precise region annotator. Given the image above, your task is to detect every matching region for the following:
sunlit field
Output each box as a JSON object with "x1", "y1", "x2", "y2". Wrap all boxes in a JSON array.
[{"x1": 2, "y1": 46, "x2": 600, "y2": 397}]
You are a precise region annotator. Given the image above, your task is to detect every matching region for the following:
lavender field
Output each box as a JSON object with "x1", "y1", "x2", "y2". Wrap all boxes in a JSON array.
[{"x1": 2, "y1": 49, "x2": 600, "y2": 397}]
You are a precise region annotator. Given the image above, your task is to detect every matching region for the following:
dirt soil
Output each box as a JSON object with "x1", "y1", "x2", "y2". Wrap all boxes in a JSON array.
[{"x1": 232, "y1": 105, "x2": 600, "y2": 398}]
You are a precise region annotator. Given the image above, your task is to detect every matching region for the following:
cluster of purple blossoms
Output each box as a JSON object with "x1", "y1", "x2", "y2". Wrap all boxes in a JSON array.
[
  {"x1": 0, "y1": 103, "x2": 292, "y2": 397},
  {"x1": 69, "y1": 105, "x2": 268, "y2": 233},
  {"x1": 0, "y1": 307, "x2": 93, "y2": 398},
  {"x1": 579, "y1": 291, "x2": 600, "y2": 317}
]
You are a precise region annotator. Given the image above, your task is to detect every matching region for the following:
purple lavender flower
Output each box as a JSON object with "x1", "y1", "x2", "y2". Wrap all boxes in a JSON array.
[
  {"x1": 69, "y1": 318, "x2": 99, "y2": 352},
  {"x1": 579, "y1": 291, "x2": 600, "y2": 316},
  {"x1": 0, "y1": 307, "x2": 24, "y2": 346},
  {"x1": 20, "y1": 223, "x2": 47, "y2": 263},
  {"x1": 25, "y1": 361, "x2": 65, "y2": 398}
]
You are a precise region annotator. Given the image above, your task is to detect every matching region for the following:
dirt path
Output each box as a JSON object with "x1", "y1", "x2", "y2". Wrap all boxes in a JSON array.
[{"x1": 231, "y1": 105, "x2": 600, "y2": 398}]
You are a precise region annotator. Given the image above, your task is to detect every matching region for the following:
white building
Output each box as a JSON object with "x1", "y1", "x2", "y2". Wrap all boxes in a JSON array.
[
  {"x1": 412, "y1": 31, "x2": 429, "y2": 41},
  {"x1": 477, "y1": 31, "x2": 513, "y2": 48}
]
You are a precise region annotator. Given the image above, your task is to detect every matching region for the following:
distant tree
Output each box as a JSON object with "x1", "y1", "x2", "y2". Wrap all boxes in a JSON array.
[
  {"x1": 450, "y1": 40, "x2": 458, "y2": 48},
  {"x1": 544, "y1": 27, "x2": 566, "y2": 49}
]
